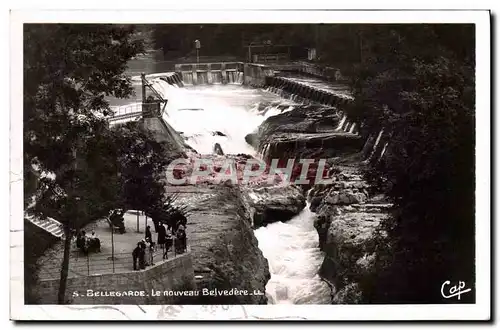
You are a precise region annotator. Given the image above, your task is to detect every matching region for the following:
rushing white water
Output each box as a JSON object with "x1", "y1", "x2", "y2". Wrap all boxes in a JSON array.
[
  {"x1": 336, "y1": 115, "x2": 347, "y2": 130},
  {"x1": 112, "y1": 76, "x2": 332, "y2": 304},
  {"x1": 349, "y1": 122, "x2": 357, "y2": 134},
  {"x1": 254, "y1": 203, "x2": 332, "y2": 304},
  {"x1": 150, "y1": 78, "x2": 293, "y2": 155}
]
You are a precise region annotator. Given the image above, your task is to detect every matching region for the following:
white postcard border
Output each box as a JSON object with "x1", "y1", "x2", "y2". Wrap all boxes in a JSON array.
[{"x1": 10, "y1": 9, "x2": 491, "y2": 321}]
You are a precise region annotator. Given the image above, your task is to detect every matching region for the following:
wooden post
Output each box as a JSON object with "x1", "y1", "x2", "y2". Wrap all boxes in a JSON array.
[
  {"x1": 111, "y1": 224, "x2": 115, "y2": 273},
  {"x1": 141, "y1": 73, "x2": 147, "y2": 114},
  {"x1": 141, "y1": 73, "x2": 146, "y2": 103}
]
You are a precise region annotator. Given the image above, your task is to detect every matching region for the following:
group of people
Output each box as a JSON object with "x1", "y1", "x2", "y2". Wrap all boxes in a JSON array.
[
  {"x1": 132, "y1": 220, "x2": 187, "y2": 270},
  {"x1": 157, "y1": 221, "x2": 187, "y2": 257},
  {"x1": 132, "y1": 237, "x2": 155, "y2": 271},
  {"x1": 75, "y1": 230, "x2": 101, "y2": 255}
]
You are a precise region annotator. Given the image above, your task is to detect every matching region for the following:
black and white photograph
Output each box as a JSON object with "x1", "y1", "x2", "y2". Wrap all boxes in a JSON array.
[{"x1": 9, "y1": 9, "x2": 491, "y2": 321}]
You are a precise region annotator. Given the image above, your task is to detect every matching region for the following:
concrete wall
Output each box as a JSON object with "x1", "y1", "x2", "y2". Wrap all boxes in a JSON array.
[
  {"x1": 172, "y1": 61, "x2": 344, "y2": 87},
  {"x1": 243, "y1": 63, "x2": 275, "y2": 87},
  {"x1": 140, "y1": 116, "x2": 190, "y2": 155},
  {"x1": 37, "y1": 252, "x2": 196, "y2": 304},
  {"x1": 269, "y1": 61, "x2": 344, "y2": 82},
  {"x1": 175, "y1": 62, "x2": 244, "y2": 85}
]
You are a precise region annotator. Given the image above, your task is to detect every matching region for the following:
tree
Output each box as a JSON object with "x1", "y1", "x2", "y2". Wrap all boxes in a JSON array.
[
  {"x1": 346, "y1": 25, "x2": 475, "y2": 303},
  {"x1": 110, "y1": 122, "x2": 172, "y2": 213},
  {"x1": 24, "y1": 24, "x2": 144, "y2": 303}
]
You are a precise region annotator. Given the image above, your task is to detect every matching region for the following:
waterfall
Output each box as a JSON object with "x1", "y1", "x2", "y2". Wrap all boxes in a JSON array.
[
  {"x1": 336, "y1": 115, "x2": 347, "y2": 130},
  {"x1": 237, "y1": 72, "x2": 244, "y2": 84},
  {"x1": 182, "y1": 72, "x2": 193, "y2": 85},
  {"x1": 211, "y1": 72, "x2": 222, "y2": 84},
  {"x1": 342, "y1": 120, "x2": 351, "y2": 131},
  {"x1": 254, "y1": 202, "x2": 332, "y2": 304},
  {"x1": 150, "y1": 78, "x2": 295, "y2": 155},
  {"x1": 226, "y1": 71, "x2": 237, "y2": 84},
  {"x1": 349, "y1": 122, "x2": 357, "y2": 134},
  {"x1": 260, "y1": 143, "x2": 270, "y2": 160},
  {"x1": 140, "y1": 79, "x2": 331, "y2": 304},
  {"x1": 368, "y1": 128, "x2": 385, "y2": 161},
  {"x1": 224, "y1": 71, "x2": 244, "y2": 85},
  {"x1": 197, "y1": 72, "x2": 208, "y2": 85},
  {"x1": 378, "y1": 142, "x2": 389, "y2": 162}
]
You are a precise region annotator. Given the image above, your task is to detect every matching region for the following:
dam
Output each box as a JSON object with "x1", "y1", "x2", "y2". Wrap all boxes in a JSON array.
[
  {"x1": 105, "y1": 54, "x2": 364, "y2": 304},
  {"x1": 31, "y1": 51, "x2": 385, "y2": 305}
]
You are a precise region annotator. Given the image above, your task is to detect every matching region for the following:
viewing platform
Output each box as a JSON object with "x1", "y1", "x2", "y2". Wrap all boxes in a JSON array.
[{"x1": 35, "y1": 211, "x2": 195, "y2": 304}]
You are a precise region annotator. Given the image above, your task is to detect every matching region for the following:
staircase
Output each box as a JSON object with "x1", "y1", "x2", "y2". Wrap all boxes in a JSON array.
[{"x1": 26, "y1": 215, "x2": 64, "y2": 239}]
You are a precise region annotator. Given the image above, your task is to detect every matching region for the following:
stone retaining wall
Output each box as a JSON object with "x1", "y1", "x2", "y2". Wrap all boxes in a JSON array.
[{"x1": 36, "y1": 252, "x2": 196, "y2": 304}]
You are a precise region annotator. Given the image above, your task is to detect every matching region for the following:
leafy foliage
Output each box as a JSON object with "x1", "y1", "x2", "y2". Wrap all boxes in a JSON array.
[
  {"x1": 110, "y1": 122, "x2": 171, "y2": 211},
  {"x1": 347, "y1": 25, "x2": 475, "y2": 303},
  {"x1": 152, "y1": 24, "x2": 314, "y2": 59},
  {"x1": 23, "y1": 24, "x2": 145, "y2": 303},
  {"x1": 24, "y1": 24, "x2": 145, "y2": 221}
]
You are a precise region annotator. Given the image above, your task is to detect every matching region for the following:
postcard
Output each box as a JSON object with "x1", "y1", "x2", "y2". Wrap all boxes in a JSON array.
[{"x1": 10, "y1": 9, "x2": 491, "y2": 321}]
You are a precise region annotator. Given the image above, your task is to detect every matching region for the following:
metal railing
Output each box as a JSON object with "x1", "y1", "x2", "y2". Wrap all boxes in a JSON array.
[
  {"x1": 38, "y1": 239, "x2": 189, "y2": 281},
  {"x1": 254, "y1": 53, "x2": 289, "y2": 63},
  {"x1": 108, "y1": 101, "x2": 169, "y2": 123},
  {"x1": 109, "y1": 104, "x2": 143, "y2": 122}
]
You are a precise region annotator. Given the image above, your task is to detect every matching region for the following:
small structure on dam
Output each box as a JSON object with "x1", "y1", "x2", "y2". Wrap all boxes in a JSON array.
[{"x1": 174, "y1": 62, "x2": 244, "y2": 85}]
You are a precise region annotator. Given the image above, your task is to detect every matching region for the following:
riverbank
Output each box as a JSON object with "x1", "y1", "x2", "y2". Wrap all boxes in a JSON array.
[
  {"x1": 246, "y1": 92, "x2": 392, "y2": 303},
  {"x1": 165, "y1": 184, "x2": 270, "y2": 304},
  {"x1": 117, "y1": 70, "x2": 390, "y2": 304}
]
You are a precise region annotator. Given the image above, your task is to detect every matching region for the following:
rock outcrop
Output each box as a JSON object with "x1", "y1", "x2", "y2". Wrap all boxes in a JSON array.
[
  {"x1": 167, "y1": 185, "x2": 271, "y2": 304},
  {"x1": 245, "y1": 105, "x2": 363, "y2": 162},
  {"x1": 242, "y1": 184, "x2": 306, "y2": 228},
  {"x1": 310, "y1": 167, "x2": 391, "y2": 303}
]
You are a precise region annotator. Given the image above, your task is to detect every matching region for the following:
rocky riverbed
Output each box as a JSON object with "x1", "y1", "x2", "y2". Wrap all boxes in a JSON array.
[
  {"x1": 310, "y1": 165, "x2": 392, "y2": 303},
  {"x1": 165, "y1": 184, "x2": 271, "y2": 304},
  {"x1": 152, "y1": 82, "x2": 392, "y2": 304},
  {"x1": 244, "y1": 101, "x2": 392, "y2": 303},
  {"x1": 245, "y1": 104, "x2": 363, "y2": 161}
]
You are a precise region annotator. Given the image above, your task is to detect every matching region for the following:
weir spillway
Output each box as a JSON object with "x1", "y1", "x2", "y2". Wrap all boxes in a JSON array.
[{"x1": 107, "y1": 60, "x2": 388, "y2": 305}]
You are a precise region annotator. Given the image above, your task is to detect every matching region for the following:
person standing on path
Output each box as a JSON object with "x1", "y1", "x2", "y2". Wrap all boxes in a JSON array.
[
  {"x1": 157, "y1": 222, "x2": 166, "y2": 250},
  {"x1": 164, "y1": 227, "x2": 173, "y2": 260},
  {"x1": 132, "y1": 243, "x2": 141, "y2": 270},
  {"x1": 145, "y1": 237, "x2": 154, "y2": 266},
  {"x1": 138, "y1": 240, "x2": 146, "y2": 270},
  {"x1": 145, "y1": 225, "x2": 152, "y2": 242}
]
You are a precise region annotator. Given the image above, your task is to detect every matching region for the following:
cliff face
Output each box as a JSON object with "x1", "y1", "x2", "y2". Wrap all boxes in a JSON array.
[
  {"x1": 167, "y1": 185, "x2": 270, "y2": 304},
  {"x1": 310, "y1": 167, "x2": 391, "y2": 303},
  {"x1": 246, "y1": 99, "x2": 392, "y2": 304}
]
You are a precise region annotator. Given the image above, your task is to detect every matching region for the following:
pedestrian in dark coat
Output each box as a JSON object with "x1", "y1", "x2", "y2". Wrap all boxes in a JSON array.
[
  {"x1": 138, "y1": 242, "x2": 146, "y2": 270},
  {"x1": 132, "y1": 243, "x2": 141, "y2": 270},
  {"x1": 145, "y1": 225, "x2": 152, "y2": 242},
  {"x1": 157, "y1": 222, "x2": 166, "y2": 249}
]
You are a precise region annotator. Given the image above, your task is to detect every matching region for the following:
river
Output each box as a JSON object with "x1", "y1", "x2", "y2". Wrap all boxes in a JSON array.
[{"x1": 109, "y1": 51, "x2": 331, "y2": 304}]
